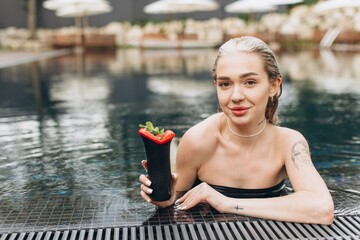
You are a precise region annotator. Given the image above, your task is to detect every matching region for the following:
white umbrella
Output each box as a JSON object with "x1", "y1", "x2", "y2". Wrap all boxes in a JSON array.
[
  {"x1": 225, "y1": 0, "x2": 304, "y2": 24},
  {"x1": 144, "y1": 1, "x2": 195, "y2": 14},
  {"x1": 225, "y1": 1, "x2": 276, "y2": 13},
  {"x1": 144, "y1": 0, "x2": 219, "y2": 14},
  {"x1": 225, "y1": 0, "x2": 303, "y2": 13},
  {"x1": 43, "y1": 0, "x2": 107, "y2": 10},
  {"x1": 313, "y1": 0, "x2": 360, "y2": 13},
  {"x1": 55, "y1": 1, "x2": 112, "y2": 18},
  {"x1": 225, "y1": 1, "x2": 276, "y2": 23},
  {"x1": 267, "y1": 0, "x2": 303, "y2": 5},
  {"x1": 56, "y1": 1, "x2": 112, "y2": 35},
  {"x1": 43, "y1": 0, "x2": 112, "y2": 48}
]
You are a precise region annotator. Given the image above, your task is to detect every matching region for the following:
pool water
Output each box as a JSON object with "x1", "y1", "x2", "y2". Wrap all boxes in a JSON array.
[{"x1": 0, "y1": 49, "x2": 359, "y2": 232}]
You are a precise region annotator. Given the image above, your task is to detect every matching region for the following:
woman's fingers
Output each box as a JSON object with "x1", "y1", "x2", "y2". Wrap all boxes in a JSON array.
[
  {"x1": 139, "y1": 174, "x2": 152, "y2": 187},
  {"x1": 141, "y1": 160, "x2": 148, "y2": 172},
  {"x1": 140, "y1": 183, "x2": 153, "y2": 194},
  {"x1": 140, "y1": 188, "x2": 152, "y2": 203},
  {"x1": 139, "y1": 161, "x2": 177, "y2": 208},
  {"x1": 139, "y1": 174, "x2": 153, "y2": 203},
  {"x1": 175, "y1": 188, "x2": 189, "y2": 204},
  {"x1": 175, "y1": 183, "x2": 212, "y2": 210},
  {"x1": 175, "y1": 188, "x2": 198, "y2": 210},
  {"x1": 171, "y1": 172, "x2": 178, "y2": 181}
]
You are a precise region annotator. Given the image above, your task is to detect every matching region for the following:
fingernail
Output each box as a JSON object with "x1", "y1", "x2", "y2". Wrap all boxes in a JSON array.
[
  {"x1": 181, "y1": 205, "x2": 187, "y2": 210},
  {"x1": 147, "y1": 189, "x2": 153, "y2": 194},
  {"x1": 146, "y1": 180, "x2": 151, "y2": 186},
  {"x1": 175, "y1": 199, "x2": 180, "y2": 205},
  {"x1": 147, "y1": 199, "x2": 151, "y2": 203}
]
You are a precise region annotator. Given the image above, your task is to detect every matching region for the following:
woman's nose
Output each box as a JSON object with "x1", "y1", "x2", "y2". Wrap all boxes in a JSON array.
[{"x1": 231, "y1": 85, "x2": 245, "y2": 102}]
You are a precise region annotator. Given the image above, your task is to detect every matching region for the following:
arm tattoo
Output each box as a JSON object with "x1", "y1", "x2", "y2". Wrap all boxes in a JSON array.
[
  {"x1": 291, "y1": 140, "x2": 311, "y2": 169},
  {"x1": 235, "y1": 206, "x2": 244, "y2": 211}
]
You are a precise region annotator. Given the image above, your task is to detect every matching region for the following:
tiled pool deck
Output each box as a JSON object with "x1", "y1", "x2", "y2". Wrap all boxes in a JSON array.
[
  {"x1": 0, "y1": 194, "x2": 250, "y2": 234},
  {"x1": 0, "y1": 194, "x2": 359, "y2": 239}
]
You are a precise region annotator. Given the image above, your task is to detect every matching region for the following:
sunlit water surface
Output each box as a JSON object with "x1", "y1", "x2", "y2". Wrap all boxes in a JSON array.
[{"x1": 0, "y1": 49, "x2": 359, "y2": 223}]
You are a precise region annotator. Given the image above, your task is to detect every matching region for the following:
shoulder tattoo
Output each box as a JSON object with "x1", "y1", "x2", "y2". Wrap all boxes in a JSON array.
[{"x1": 291, "y1": 140, "x2": 311, "y2": 169}]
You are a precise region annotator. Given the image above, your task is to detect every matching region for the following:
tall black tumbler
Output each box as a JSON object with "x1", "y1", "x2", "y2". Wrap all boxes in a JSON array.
[{"x1": 140, "y1": 133, "x2": 174, "y2": 201}]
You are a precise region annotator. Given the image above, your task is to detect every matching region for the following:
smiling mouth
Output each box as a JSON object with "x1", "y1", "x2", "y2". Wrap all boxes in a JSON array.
[{"x1": 230, "y1": 107, "x2": 249, "y2": 116}]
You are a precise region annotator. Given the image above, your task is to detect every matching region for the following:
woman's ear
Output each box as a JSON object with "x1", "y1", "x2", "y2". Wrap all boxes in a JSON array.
[
  {"x1": 270, "y1": 76, "x2": 282, "y2": 97},
  {"x1": 213, "y1": 80, "x2": 217, "y2": 87}
]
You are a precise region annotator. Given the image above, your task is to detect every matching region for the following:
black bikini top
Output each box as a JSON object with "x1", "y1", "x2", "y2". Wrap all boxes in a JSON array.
[{"x1": 193, "y1": 178, "x2": 286, "y2": 198}]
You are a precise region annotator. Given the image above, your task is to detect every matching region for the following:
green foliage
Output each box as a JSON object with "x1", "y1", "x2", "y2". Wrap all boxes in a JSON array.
[
  {"x1": 139, "y1": 122, "x2": 165, "y2": 136},
  {"x1": 291, "y1": 0, "x2": 319, "y2": 8},
  {"x1": 303, "y1": 0, "x2": 320, "y2": 5}
]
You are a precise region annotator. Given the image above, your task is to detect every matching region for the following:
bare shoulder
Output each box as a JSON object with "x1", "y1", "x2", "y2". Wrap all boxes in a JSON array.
[
  {"x1": 276, "y1": 126, "x2": 308, "y2": 146},
  {"x1": 180, "y1": 113, "x2": 221, "y2": 148},
  {"x1": 276, "y1": 126, "x2": 312, "y2": 167},
  {"x1": 174, "y1": 113, "x2": 221, "y2": 171}
]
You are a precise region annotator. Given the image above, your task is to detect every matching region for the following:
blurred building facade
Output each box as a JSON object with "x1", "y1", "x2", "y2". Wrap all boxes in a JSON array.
[{"x1": 0, "y1": 0, "x2": 244, "y2": 28}]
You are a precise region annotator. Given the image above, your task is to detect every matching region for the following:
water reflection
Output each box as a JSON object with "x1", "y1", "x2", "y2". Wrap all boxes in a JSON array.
[
  {"x1": 279, "y1": 50, "x2": 360, "y2": 93},
  {"x1": 0, "y1": 48, "x2": 359, "y2": 231},
  {"x1": 108, "y1": 49, "x2": 216, "y2": 76}
]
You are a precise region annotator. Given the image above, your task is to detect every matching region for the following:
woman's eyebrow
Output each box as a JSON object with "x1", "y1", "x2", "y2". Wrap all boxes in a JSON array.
[
  {"x1": 216, "y1": 72, "x2": 259, "y2": 81},
  {"x1": 216, "y1": 76, "x2": 230, "y2": 81},
  {"x1": 239, "y1": 72, "x2": 259, "y2": 78}
]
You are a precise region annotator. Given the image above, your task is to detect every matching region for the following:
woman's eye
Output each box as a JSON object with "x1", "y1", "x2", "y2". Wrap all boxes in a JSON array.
[
  {"x1": 219, "y1": 82, "x2": 231, "y2": 88},
  {"x1": 245, "y1": 80, "x2": 256, "y2": 86}
]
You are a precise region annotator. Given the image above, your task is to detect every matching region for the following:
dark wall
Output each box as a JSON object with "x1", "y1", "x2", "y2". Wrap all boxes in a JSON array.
[
  {"x1": 0, "y1": 0, "x2": 240, "y2": 29},
  {"x1": 0, "y1": 0, "x2": 28, "y2": 28}
]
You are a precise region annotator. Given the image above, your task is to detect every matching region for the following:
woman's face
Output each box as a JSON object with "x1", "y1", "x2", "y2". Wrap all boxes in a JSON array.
[{"x1": 214, "y1": 52, "x2": 275, "y2": 125}]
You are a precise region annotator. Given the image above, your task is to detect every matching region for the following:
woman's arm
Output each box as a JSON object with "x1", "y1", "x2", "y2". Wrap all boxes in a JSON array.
[
  {"x1": 173, "y1": 126, "x2": 207, "y2": 192},
  {"x1": 176, "y1": 130, "x2": 334, "y2": 225}
]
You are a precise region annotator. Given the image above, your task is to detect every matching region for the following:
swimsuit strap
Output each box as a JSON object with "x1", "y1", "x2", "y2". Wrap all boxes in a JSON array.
[
  {"x1": 192, "y1": 178, "x2": 286, "y2": 199},
  {"x1": 209, "y1": 180, "x2": 286, "y2": 198}
]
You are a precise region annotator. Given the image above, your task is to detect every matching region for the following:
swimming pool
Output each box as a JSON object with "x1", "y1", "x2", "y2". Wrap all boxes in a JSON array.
[{"x1": 0, "y1": 48, "x2": 359, "y2": 233}]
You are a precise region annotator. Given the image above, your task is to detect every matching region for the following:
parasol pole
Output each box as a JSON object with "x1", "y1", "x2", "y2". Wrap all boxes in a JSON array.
[{"x1": 74, "y1": 14, "x2": 85, "y2": 51}]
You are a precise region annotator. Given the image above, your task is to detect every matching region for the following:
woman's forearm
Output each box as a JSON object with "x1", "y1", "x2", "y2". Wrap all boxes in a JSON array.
[{"x1": 221, "y1": 192, "x2": 334, "y2": 225}]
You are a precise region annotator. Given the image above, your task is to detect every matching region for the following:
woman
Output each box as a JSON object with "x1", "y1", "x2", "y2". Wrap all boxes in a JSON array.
[{"x1": 139, "y1": 36, "x2": 334, "y2": 225}]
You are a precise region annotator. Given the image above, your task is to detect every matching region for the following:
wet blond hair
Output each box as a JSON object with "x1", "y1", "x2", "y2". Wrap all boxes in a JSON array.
[{"x1": 212, "y1": 36, "x2": 282, "y2": 125}]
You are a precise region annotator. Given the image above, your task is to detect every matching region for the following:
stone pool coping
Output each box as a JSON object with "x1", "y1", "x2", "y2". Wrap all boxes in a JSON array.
[
  {"x1": 0, "y1": 194, "x2": 359, "y2": 239},
  {"x1": 0, "y1": 49, "x2": 72, "y2": 69}
]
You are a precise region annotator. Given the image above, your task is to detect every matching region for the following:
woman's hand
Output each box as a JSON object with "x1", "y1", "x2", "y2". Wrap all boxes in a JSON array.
[
  {"x1": 139, "y1": 160, "x2": 177, "y2": 208},
  {"x1": 174, "y1": 182, "x2": 226, "y2": 212}
]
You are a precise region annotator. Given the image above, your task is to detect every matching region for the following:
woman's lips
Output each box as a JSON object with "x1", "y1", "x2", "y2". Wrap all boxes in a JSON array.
[{"x1": 230, "y1": 107, "x2": 249, "y2": 116}]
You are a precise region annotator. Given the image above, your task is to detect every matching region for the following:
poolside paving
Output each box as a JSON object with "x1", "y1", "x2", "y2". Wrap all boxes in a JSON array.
[
  {"x1": 0, "y1": 194, "x2": 359, "y2": 239},
  {"x1": 0, "y1": 49, "x2": 72, "y2": 69}
]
